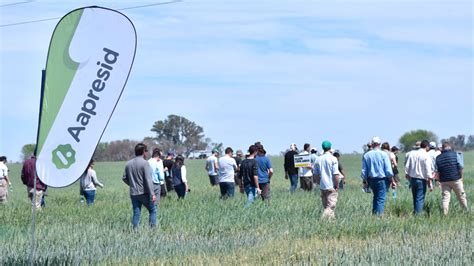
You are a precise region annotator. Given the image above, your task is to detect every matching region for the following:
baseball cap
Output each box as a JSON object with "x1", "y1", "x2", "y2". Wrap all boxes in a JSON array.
[
  {"x1": 371, "y1": 136, "x2": 381, "y2": 145},
  {"x1": 429, "y1": 141, "x2": 437, "y2": 149},
  {"x1": 212, "y1": 148, "x2": 219, "y2": 154},
  {"x1": 322, "y1": 140, "x2": 332, "y2": 150}
]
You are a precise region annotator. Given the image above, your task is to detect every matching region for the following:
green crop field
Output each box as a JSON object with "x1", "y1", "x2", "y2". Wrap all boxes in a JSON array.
[{"x1": 1, "y1": 152, "x2": 472, "y2": 264}]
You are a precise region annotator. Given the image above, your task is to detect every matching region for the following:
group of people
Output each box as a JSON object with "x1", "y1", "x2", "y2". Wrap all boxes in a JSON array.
[
  {"x1": 1, "y1": 136, "x2": 468, "y2": 228},
  {"x1": 205, "y1": 142, "x2": 274, "y2": 208},
  {"x1": 0, "y1": 155, "x2": 48, "y2": 210},
  {"x1": 362, "y1": 137, "x2": 467, "y2": 217}
]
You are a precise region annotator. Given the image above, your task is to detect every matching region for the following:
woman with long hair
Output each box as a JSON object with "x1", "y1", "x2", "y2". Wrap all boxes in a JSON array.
[
  {"x1": 171, "y1": 155, "x2": 189, "y2": 199},
  {"x1": 79, "y1": 159, "x2": 104, "y2": 205}
]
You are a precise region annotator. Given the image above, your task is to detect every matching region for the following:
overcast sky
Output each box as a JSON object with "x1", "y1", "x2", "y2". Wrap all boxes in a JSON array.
[{"x1": 1, "y1": 0, "x2": 472, "y2": 161}]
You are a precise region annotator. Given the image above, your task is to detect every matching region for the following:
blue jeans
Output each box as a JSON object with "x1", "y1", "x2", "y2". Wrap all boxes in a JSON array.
[
  {"x1": 289, "y1": 173, "x2": 298, "y2": 192},
  {"x1": 410, "y1": 178, "x2": 427, "y2": 215},
  {"x1": 83, "y1": 190, "x2": 96, "y2": 205},
  {"x1": 244, "y1": 186, "x2": 258, "y2": 208},
  {"x1": 219, "y1": 182, "x2": 235, "y2": 199},
  {"x1": 368, "y1": 178, "x2": 390, "y2": 215},
  {"x1": 131, "y1": 194, "x2": 157, "y2": 229}
]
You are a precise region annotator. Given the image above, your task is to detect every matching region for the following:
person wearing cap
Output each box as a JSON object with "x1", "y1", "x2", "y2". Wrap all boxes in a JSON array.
[
  {"x1": 428, "y1": 141, "x2": 441, "y2": 173},
  {"x1": 205, "y1": 149, "x2": 219, "y2": 186},
  {"x1": 233, "y1": 149, "x2": 245, "y2": 193},
  {"x1": 163, "y1": 152, "x2": 175, "y2": 193},
  {"x1": 405, "y1": 140, "x2": 434, "y2": 215},
  {"x1": 434, "y1": 142, "x2": 468, "y2": 215},
  {"x1": 218, "y1": 147, "x2": 238, "y2": 199},
  {"x1": 361, "y1": 136, "x2": 394, "y2": 216},
  {"x1": 314, "y1": 141, "x2": 340, "y2": 218},
  {"x1": 298, "y1": 143, "x2": 314, "y2": 191},
  {"x1": 284, "y1": 143, "x2": 299, "y2": 192}
]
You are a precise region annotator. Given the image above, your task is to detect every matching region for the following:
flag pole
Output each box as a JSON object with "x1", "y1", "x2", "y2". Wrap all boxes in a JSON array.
[{"x1": 30, "y1": 69, "x2": 45, "y2": 265}]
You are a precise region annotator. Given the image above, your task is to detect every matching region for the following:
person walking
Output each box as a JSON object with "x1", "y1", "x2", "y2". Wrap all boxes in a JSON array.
[
  {"x1": 122, "y1": 143, "x2": 157, "y2": 229},
  {"x1": 405, "y1": 140, "x2": 433, "y2": 215},
  {"x1": 218, "y1": 147, "x2": 238, "y2": 199},
  {"x1": 21, "y1": 155, "x2": 47, "y2": 210},
  {"x1": 0, "y1": 156, "x2": 12, "y2": 203},
  {"x1": 390, "y1": 146, "x2": 401, "y2": 186},
  {"x1": 435, "y1": 142, "x2": 468, "y2": 215},
  {"x1": 234, "y1": 150, "x2": 245, "y2": 193},
  {"x1": 205, "y1": 149, "x2": 219, "y2": 186},
  {"x1": 298, "y1": 143, "x2": 313, "y2": 191},
  {"x1": 148, "y1": 148, "x2": 165, "y2": 202},
  {"x1": 314, "y1": 141, "x2": 341, "y2": 219},
  {"x1": 361, "y1": 137, "x2": 394, "y2": 216},
  {"x1": 255, "y1": 143, "x2": 273, "y2": 201},
  {"x1": 79, "y1": 159, "x2": 104, "y2": 206},
  {"x1": 163, "y1": 152, "x2": 175, "y2": 193},
  {"x1": 332, "y1": 151, "x2": 346, "y2": 191},
  {"x1": 284, "y1": 143, "x2": 299, "y2": 192},
  {"x1": 239, "y1": 145, "x2": 261, "y2": 208},
  {"x1": 171, "y1": 155, "x2": 189, "y2": 199}
]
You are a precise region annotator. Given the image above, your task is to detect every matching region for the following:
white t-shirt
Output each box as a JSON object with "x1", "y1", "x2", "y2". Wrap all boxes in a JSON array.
[
  {"x1": 0, "y1": 162, "x2": 8, "y2": 179},
  {"x1": 206, "y1": 155, "x2": 218, "y2": 175},
  {"x1": 313, "y1": 152, "x2": 340, "y2": 190},
  {"x1": 218, "y1": 155, "x2": 237, "y2": 183}
]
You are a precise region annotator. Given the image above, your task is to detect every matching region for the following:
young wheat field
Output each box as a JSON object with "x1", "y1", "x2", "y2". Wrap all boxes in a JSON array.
[{"x1": 1, "y1": 153, "x2": 472, "y2": 264}]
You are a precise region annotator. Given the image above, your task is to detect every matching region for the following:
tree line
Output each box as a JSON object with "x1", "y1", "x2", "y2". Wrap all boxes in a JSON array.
[{"x1": 19, "y1": 120, "x2": 474, "y2": 162}]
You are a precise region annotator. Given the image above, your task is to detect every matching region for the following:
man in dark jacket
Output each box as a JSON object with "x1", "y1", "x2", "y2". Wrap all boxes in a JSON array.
[
  {"x1": 435, "y1": 142, "x2": 467, "y2": 215},
  {"x1": 21, "y1": 156, "x2": 47, "y2": 210},
  {"x1": 284, "y1": 143, "x2": 299, "y2": 192}
]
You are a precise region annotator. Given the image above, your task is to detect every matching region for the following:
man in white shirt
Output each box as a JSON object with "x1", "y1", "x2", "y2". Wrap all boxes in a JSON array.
[
  {"x1": 205, "y1": 149, "x2": 219, "y2": 186},
  {"x1": 405, "y1": 140, "x2": 433, "y2": 215},
  {"x1": 218, "y1": 147, "x2": 238, "y2": 199},
  {"x1": 314, "y1": 141, "x2": 340, "y2": 219}
]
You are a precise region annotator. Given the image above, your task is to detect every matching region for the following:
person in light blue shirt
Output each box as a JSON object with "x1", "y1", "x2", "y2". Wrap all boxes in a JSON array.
[
  {"x1": 361, "y1": 136, "x2": 394, "y2": 215},
  {"x1": 148, "y1": 148, "x2": 164, "y2": 205},
  {"x1": 314, "y1": 141, "x2": 340, "y2": 219}
]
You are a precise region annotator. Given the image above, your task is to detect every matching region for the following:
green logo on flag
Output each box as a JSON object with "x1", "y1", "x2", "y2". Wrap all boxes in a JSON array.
[{"x1": 52, "y1": 144, "x2": 76, "y2": 169}]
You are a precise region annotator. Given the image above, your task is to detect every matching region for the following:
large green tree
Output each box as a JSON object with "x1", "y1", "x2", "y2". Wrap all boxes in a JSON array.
[
  {"x1": 21, "y1": 143, "x2": 36, "y2": 161},
  {"x1": 151, "y1": 115, "x2": 209, "y2": 157},
  {"x1": 399, "y1": 130, "x2": 438, "y2": 152}
]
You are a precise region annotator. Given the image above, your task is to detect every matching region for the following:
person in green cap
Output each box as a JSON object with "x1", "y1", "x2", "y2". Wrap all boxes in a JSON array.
[{"x1": 313, "y1": 140, "x2": 341, "y2": 219}]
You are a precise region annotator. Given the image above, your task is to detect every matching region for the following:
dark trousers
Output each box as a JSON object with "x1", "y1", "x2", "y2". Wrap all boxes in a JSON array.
[
  {"x1": 174, "y1": 183, "x2": 186, "y2": 199},
  {"x1": 219, "y1": 182, "x2": 235, "y2": 199},
  {"x1": 259, "y1": 182, "x2": 270, "y2": 200}
]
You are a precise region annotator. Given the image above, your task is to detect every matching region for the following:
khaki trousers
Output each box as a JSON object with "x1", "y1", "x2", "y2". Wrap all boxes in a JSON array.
[
  {"x1": 27, "y1": 187, "x2": 44, "y2": 211},
  {"x1": 320, "y1": 189, "x2": 338, "y2": 219},
  {"x1": 441, "y1": 179, "x2": 468, "y2": 215},
  {"x1": 0, "y1": 179, "x2": 8, "y2": 202}
]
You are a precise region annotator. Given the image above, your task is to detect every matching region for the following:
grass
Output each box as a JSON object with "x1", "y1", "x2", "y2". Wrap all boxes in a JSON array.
[{"x1": 0, "y1": 153, "x2": 472, "y2": 264}]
